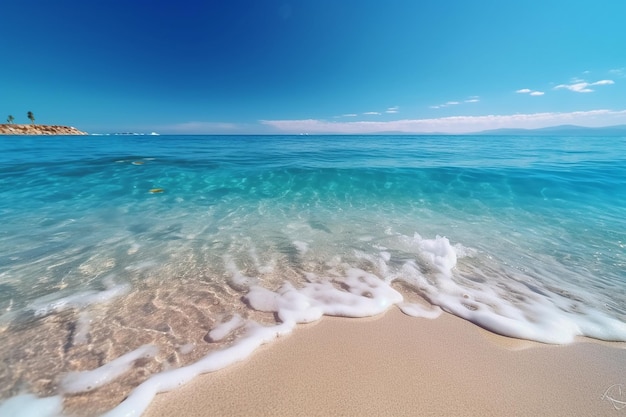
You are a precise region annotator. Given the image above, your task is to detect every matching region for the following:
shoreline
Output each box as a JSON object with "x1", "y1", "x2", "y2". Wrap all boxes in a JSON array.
[{"x1": 143, "y1": 308, "x2": 626, "y2": 417}]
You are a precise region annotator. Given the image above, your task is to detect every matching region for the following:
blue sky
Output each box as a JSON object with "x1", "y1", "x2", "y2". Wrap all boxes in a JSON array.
[{"x1": 2, "y1": 0, "x2": 625, "y2": 134}]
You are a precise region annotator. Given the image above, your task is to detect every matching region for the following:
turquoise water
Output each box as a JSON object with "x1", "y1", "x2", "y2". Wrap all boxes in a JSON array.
[{"x1": 1, "y1": 134, "x2": 625, "y2": 415}]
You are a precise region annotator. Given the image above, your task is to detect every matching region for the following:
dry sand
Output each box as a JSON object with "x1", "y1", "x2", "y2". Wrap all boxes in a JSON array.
[{"x1": 144, "y1": 309, "x2": 626, "y2": 417}]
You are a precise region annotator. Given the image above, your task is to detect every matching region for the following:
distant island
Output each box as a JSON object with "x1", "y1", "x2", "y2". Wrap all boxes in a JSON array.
[{"x1": 0, "y1": 124, "x2": 88, "y2": 135}]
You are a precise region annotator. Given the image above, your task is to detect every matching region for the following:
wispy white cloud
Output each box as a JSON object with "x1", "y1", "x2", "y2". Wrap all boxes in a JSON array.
[
  {"x1": 261, "y1": 109, "x2": 626, "y2": 134},
  {"x1": 556, "y1": 83, "x2": 592, "y2": 93},
  {"x1": 609, "y1": 68, "x2": 625, "y2": 77},
  {"x1": 336, "y1": 110, "x2": 387, "y2": 118},
  {"x1": 516, "y1": 88, "x2": 544, "y2": 96},
  {"x1": 554, "y1": 79, "x2": 614, "y2": 93},
  {"x1": 386, "y1": 106, "x2": 399, "y2": 114},
  {"x1": 432, "y1": 96, "x2": 479, "y2": 108},
  {"x1": 593, "y1": 79, "x2": 615, "y2": 86}
]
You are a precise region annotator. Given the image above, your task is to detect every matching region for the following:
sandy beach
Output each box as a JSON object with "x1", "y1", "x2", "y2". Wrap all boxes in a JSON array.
[{"x1": 143, "y1": 308, "x2": 626, "y2": 417}]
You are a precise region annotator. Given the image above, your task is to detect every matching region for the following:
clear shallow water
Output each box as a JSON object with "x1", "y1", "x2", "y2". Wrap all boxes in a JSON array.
[{"x1": 0, "y1": 134, "x2": 625, "y2": 415}]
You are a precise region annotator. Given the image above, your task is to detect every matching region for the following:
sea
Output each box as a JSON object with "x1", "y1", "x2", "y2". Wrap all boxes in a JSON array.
[{"x1": 0, "y1": 134, "x2": 625, "y2": 416}]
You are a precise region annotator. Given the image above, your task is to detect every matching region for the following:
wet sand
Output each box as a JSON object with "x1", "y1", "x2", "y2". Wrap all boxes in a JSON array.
[{"x1": 144, "y1": 308, "x2": 626, "y2": 417}]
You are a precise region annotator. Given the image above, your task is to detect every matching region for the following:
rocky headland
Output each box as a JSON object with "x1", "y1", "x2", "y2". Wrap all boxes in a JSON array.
[{"x1": 0, "y1": 124, "x2": 88, "y2": 135}]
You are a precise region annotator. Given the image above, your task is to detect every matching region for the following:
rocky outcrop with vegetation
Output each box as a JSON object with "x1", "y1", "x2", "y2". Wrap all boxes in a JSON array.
[{"x1": 0, "y1": 124, "x2": 88, "y2": 135}]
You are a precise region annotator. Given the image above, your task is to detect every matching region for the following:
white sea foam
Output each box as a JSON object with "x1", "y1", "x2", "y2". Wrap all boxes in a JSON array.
[
  {"x1": 246, "y1": 268, "x2": 403, "y2": 325},
  {"x1": 415, "y1": 233, "x2": 458, "y2": 274},
  {"x1": 225, "y1": 257, "x2": 259, "y2": 290},
  {"x1": 29, "y1": 279, "x2": 129, "y2": 317},
  {"x1": 394, "y1": 234, "x2": 626, "y2": 344},
  {"x1": 60, "y1": 344, "x2": 159, "y2": 394},
  {"x1": 101, "y1": 322, "x2": 294, "y2": 417},
  {"x1": 397, "y1": 302, "x2": 442, "y2": 319},
  {"x1": 206, "y1": 314, "x2": 246, "y2": 342},
  {"x1": 0, "y1": 394, "x2": 63, "y2": 417}
]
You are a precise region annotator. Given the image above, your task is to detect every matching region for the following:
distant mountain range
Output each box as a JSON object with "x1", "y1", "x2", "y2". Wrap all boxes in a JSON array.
[{"x1": 472, "y1": 124, "x2": 626, "y2": 136}]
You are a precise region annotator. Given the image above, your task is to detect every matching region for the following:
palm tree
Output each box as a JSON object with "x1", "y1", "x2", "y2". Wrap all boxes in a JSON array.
[
  {"x1": 27, "y1": 111, "x2": 35, "y2": 125},
  {"x1": 7, "y1": 115, "x2": 14, "y2": 124}
]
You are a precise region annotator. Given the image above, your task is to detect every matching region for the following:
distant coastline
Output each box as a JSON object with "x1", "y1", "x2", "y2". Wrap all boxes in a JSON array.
[
  {"x1": 473, "y1": 124, "x2": 626, "y2": 136},
  {"x1": 0, "y1": 124, "x2": 87, "y2": 135}
]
